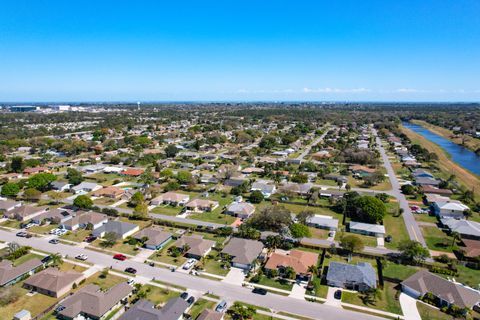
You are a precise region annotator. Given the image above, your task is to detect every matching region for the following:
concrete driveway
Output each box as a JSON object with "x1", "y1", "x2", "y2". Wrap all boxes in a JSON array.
[
  {"x1": 399, "y1": 293, "x2": 421, "y2": 320},
  {"x1": 222, "y1": 267, "x2": 246, "y2": 286},
  {"x1": 325, "y1": 287, "x2": 343, "y2": 307},
  {"x1": 289, "y1": 281, "x2": 307, "y2": 299}
]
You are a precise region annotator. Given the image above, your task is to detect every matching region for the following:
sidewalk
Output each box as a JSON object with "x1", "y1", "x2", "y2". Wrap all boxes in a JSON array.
[{"x1": 399, "y1": 293, "x2": 421, "y2": 320}]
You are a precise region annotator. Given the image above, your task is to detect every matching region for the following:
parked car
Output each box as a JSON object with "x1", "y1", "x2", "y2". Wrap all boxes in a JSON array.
[
  {"x1": 113, "y1": 254, "x2": 127, "y2": 261},
  {"x1": 334, "y1": 290, "x2": 342, "y2": 300},
  {"x1": 180, "y1": 292, "x2": 189, "y2": 300},
  {"x1": 215, "y1": 300, "x2": 227, "y2": 312},
  {"x1": 385, "y1": 235, "x2": 392, "y2": 243},
  {"x1": 187, "y1": 296, "x2": 195, "y2": 305},
  {"x1": 84, "y1": 236, "x2": 97, "y2": 243},
  {"x1": 75, "y1": 254, "x2": 88, "y2": 261},
  {"x1": 16, "y1": 231, "x2": 28, "y2": 237},
  {"x1": 252, "y1": 288, "x2": 267, "y2": 295},
  {"x1": 127, "y1": 278, "x2": 135, "y2": 285},
  {"x1": 49, "y1": 239, "x2": 59, "y2": 244},
  {"x1": 125, "y1": 267, "x2": 137, "y2": 274},
  {"x1": 183, "y1": 258, "x2": 196, "y2": 270}
]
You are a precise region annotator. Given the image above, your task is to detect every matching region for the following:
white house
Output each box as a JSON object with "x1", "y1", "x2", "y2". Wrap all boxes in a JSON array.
[
  {"x1": 71, "y1": 182, "x2": 103, "y2": 195},
  {"x1": 433, "y1": 200, "x2": 470, "y2": 219}
]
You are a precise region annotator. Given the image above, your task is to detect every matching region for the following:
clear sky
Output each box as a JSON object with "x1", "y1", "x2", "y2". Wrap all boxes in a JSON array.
[{"x1": 0, "y1": 1, "x2": 479, "y2": 102}]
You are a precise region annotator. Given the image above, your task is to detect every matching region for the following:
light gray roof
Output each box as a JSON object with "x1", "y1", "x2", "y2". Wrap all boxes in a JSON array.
[
  {"x1": 119, "y1": 298, "x2": 189, "y2": 320},
  {"x1": 326, "y1": 262, "x2": 377, "y2": 289},
  {"x1": 226, "y1": 202, "x2": 255, "y2": 216},
  {"x1": 441, "y1": 219, "x2": 480, "y2": 238},
  {"x1": 133, "y1": 227, "x2": 172, "y2": 247},
  {"x1": 306, "y1": 215, "x2": 339, "y2": 229},
  {"x1": 415, "y1": 177, "x2": 440, "y2": 186},
  {"x1": 349, "y1": 221, "x2": 385, "y2": 234},
  {"x1": 92, "y1": 220, "x2": 138, "y2": 237},
  {"x1": 221, "y1": 238, "x2": 264, "y2": 265},
  {"x1": 402, "y1": 270, "x2": 480, "y2": 308}
]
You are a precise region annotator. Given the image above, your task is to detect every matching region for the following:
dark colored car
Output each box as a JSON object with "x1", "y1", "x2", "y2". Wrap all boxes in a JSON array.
[
  {"x1": 16, "y1": 231, "x2": 28, "y2": 237},
  {"x1": 113, "y1": 254, "x2": 127, "y2": 261},
  {"x1": 187, "y1": 296, "x2": 195, "y2": 305},
  {"x1": 49, "y1": 239, "x2": 59, "y2": 244},
  {"x1": 252, "y1": 288, "x2": 267, "y2": 295},
  {"x1": 125, "y1": 267, "x2": 137, "y2": 274},
  {"x1": 334, "y1": 290, "x2": 342, "y2": 300},
  {"x1": 180, "y1": 292, "x2": 189, "y2": 300},
  {"x1": 84, "y1": 236, "x2": 97, "y2": 243},
  {"x1": 385, "y1": 235, "x2": 392, "y2": 243}
]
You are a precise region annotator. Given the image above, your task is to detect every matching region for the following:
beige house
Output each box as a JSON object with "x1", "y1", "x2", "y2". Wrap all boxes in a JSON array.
[
  {"x1": 23, "y1": 267, "x2": 84, "y2": 298},
  {"x1": 185, "y1": 199, "x2": 219, "y2": 212}
]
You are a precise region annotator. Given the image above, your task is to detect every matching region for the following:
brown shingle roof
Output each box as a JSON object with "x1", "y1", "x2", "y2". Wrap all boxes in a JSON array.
[{"x1": 23, "y1": 268, "x2": 84, "y2": 295}]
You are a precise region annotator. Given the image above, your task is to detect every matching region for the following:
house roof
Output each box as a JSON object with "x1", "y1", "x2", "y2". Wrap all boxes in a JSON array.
[
  {"x1": 226, "y1": 202, "x2": 255, "y2": 216},
  {"x1": 9, "y1": 205, "x2": 47, "y2": 218},
  {"x1": 251, "y1": 182, "x2": 275, "y2": 193},
  {"x1": 121, "y1": 169, "x2": 145, "y2": 176},
  {"x1": 415, "y1": 177, "x2": 440, "y2": 186},
  {"x1": 92, "y1": 220, "x2": 139, "y2": 237},
  {"x1": 221, "y1": 238, "x2": 264, "y2": 265},
  {"x1": 402, "y1": 270, "x2": 480, "y2": 308},
  {"x1": 0, "y1": 258, "x2": 43, "y2": 286},
  {"x1": 349, "y1": 221, "x2": 385, "y2": 234},
  {"x1": 265, "y1": 249, "x2": 318, "y2": 275},
  {"x1": 133, "y1": 227, "x2": 172, "y2": 247},
  {"x1": 280, "y1": 182, "x2": 313, "y2": 194},
  {"x1": 24, "y1": 267, "x2": 84, "y2": 295},
  {"x1": 435, "y1": 200, "x2": 470, "y2": 212},
  {"x1": 326, "y1": 262, "x2": 377, "y2": 289},
  {"x1": 461, "y1": 239, "x2": 480, "y2": 258},
  {"x1": 63, "y1": 211, "x2": 108, "y2": 228},
  {"x1": 58, "y1": 282, "x2": 133, "y2": 318},
  {"x1": 174, "y1": 235, "x2": 215, "y2": 257},
  {"x1": 153, "y1": 192, "x2": 190, "y2": 203},
  {"x1": 441, "y1": 219, "x2": 480, "y2": 238},
  {"x1": 92, "y1": 186, "x2": 125, "y2": 197},
  {"x1": 0, "y1": 199, "x2": 20, "y2": 211},
  {"x1": 119, "y1": 298, "x2": 189, "y2": 320},
  {"x1": 421, "y1": 186, "x2": 453, "y2": 195},
  {"x1": 197, "y1": 309, "x2": 224, "y2": 320},
  {"x1": 72, "y1": 182, "x2": 101, "y2": 191},
  {"x1": 185, "y1": 199, "x2": 218, "y2": 208},
  {"x1": 306, "y1": 215, "x2": 339, "y2": 229}
]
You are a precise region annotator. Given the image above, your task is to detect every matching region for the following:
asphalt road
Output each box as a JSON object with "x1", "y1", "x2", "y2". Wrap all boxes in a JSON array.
[
  {"x1": 0, "y1": 229, "x2": 386, "y2": 320},
  {"x1": 374, "y1": 131, "x2": 426, "y2": 247}
]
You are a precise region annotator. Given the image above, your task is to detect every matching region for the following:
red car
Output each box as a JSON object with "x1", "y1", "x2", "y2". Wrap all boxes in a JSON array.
[{"x1": 113, "y1": 254, "x2": 127, "y2": 261}]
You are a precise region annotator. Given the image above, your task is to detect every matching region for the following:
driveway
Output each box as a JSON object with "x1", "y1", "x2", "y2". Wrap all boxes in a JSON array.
[
  {"x1": 325, "y1": 287, "x2": 343, "y2": 307},
  {"x1": 289, "y1": 281, "x2": 307, "y2": 299},
  {"x1": 222, "y1": 267, "x2": 246, "y2": 286},
  {"x1": 399, "y1": 293, "x2": 421, "y2": 320},
  {"x1": 131, "y1": 248, "x2": 155, "y2": 263}
]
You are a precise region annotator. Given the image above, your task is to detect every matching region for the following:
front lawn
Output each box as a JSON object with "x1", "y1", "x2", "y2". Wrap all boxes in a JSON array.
[
  {"x1": 135, "y1": 284, "x2": 180, "y2": 305},
  {"x1": 90, "y1": 238, "x2": 139, "y2": 256},
  {"x1": 151, "y1": 205, "x2": 183, "y2": 216},
  {"x1": 29, "y1": 223, "x2": 58, "y2": 235},
  {"x1": 82, "y1": 271, "x2": 126, "y2": 290},
  {"x1": 149, "y1": 240, "x2": 187, "y2": 266},
  {"x1": 421, "y1": 226, "x2": 457, "y2": 253},
  {"x1": 383, "y1": 202, "x2": 410, "y2": 250},
  {"x1": 201, "y1": 250, "x2": 230, "y2": 276},
  {"x1": 382, "y1": 262, "x2": 419, "y2": 281},
  {"x1": 188, "y1": 210, "x2": 236, "y2": 225},
  {"x1": 0, "y1": 219, "x2": 23, "y2": 229},
  {"x1": 13, "y1": 253, "x2": 44, "y2": 266},
  {"x1": 61, "y1": 229, "x2": 92, "y2": 243},
  {"x1": 252, "y1": 275, "x2": 293, "y2": 291},
  {"x1": 416, "y1": 302, "x2": 454, "y2": 320},
  {"x1": 306, "y1": 276, "x2": 328, "y2": 298},
  {"x1": 341, "y1": 282, "x2": 402, "y2": 315},
  {"x1": 189, "y1": 298, "x2": 216, "y2": 319}
]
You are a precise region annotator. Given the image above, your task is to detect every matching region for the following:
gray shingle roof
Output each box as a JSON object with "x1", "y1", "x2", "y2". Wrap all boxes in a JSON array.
[
  {"x1": 326, "y1": 262, "x2": 377, "y2": 289},
  {"x1": 119, "y1": 298, "x2": 189, "y2": 320},
  {"x1": 221, "y1": 238, "x2": 264, "y2": 265}
]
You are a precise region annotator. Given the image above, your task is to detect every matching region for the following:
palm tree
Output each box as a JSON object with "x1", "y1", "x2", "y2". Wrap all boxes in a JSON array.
[
  {"x1": 50, "y1": 253, "x2": 64, "y2": 267},
  {"x1": 451, "y1": 232, "x2": 460, "y2": 248},
  {"x1": 307, "y1": 265, "x2": 318, "y2": 277},
  {"x1": 7, "y1": 242, "x2": 20, "y2": 254}
]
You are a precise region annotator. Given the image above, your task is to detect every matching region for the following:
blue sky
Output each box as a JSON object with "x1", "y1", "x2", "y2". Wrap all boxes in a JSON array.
[{"x1": 0, "y1": 1, "x2": 479, "y2": 102}]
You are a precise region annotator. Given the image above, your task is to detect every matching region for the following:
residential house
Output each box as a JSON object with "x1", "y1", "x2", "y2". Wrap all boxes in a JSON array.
[
  {"x1": 60, "y1": 211, "x2": 108, "y2": 231},
  {"x1": 264, "y1": 249, "x2": 319, "y2": 281},
  {"x1": 414, "y1": 177, "x2": 441, "y2": 187},
  {"x1": 23, "y1": 167, "x2": 48, "y2": 175},
  {"x1": 150, "y1": 192, "x2": 190, "y2": 206},
  {"x1": 225, "y1": 202, "x2": 255, "y2": 220},
  {"x1": 56, "y1": 282, "x2": 133, "y2": 320},
  {"x1": 323, "y1": 174, "x2": 348, "y2": 184},
  {"x1": 92, "y1": 220, "x2": 140, "y2": 239},
  {"x1": 92, "y1": 186, "x2": 125, "y2": 199},
  {"x1": 221, "y1": 238, "x2": 264, "y2": 271},
  {"x1": 23, "y1": 268, "x2": 84, "y2": 298},
  {"x1": 401, "y1": 270, "x2": 480, "y2": 309},
  {"x1": 251, "y1": 182, "x2": 276, "y2": 198},
  {"x1": 433, "y1": 200, "x2": 470, "y2": 219},
  {"x1": 80, "y1": 164, "x2": 107, "y2": 174},
  {"x1": 0, "y1": 258, "x2": 43, "y2": 287},
  {"x1": 349, "y1": 221, "x2": 385, "y2": 237},
  {"x1": 51, "y1": 181, "x2": 72, "y2": 192},
  {"x1": 121, "y1": 169, "x2": 145, "y2": 177},
  {"x1": 223, "y1": 178, "x2": 247, "y2": 188},
  {"x1": 6, "y1": 205, "x2": 48, "y2": 221},
  {"x1": 241, "y1": 167, "x2": 264, "y2": 175},
  {"x1": 197, "y1": 309, "x2": 224, "y2": 320},
  {"x1": 119, "y1": 298, "x2": 189, "y2": 320},
  {"x1": 440, "y1": 219, "x2": 480, "y2": 240},
  {"x1": 185, "y1": 199, "x2": 219, "y2": 212},
  {"x1": 326, "y1": 262, "x2": 377, "y2": 292},
  {"x1": 412, "y1": 169, "x2": 434, "y2": 179},
  {"x1": 133, "y1": 227, "x2": 173, "y2": 250},
  {"x1": 71, "y1": 182, "x2": 102, "y2": 195},
  {"x1": 306, "y1": 215, "x2": 339, "y2": 231},
  {"x1": 173, "y1": 235, "x2": 215, "y2": 259},
  {"x1": 421, "y1": 186, "x2": 453, "y2": 196},
  {"x1": 0, "y1": 199, "x2": 22, "y2": 213},
  {"x1": 460, "y1": 239, "x2": 480, "y2": 260},
  {"x1": 280, "y1": 182, "x2": 313, "y2": 196},
  {"x1": 349, "y1": 165, "x2": 376, "y2": 178}
]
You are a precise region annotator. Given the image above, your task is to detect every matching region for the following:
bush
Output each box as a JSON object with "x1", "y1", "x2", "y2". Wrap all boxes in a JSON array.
[
  {"x1": 5, "y1": 246, "x2": 31, "y2": 261},
  {"x1": 0, "y1": 287, "x2": 21, "y2": 306}
]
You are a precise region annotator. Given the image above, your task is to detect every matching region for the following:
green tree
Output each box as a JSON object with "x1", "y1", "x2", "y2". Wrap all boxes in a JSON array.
[
  {"x1": 353, "y1": 196, "x2": 386, "y2": 223},
  {"x1": 129, "y1": 191, "x2": 145, "y2": 207},
  {"x1": 1, "y1": 182, "x2": 20, "y2": 197},
  {"x1": 228, "y1": 302, "x2": 256, "y2": 320},
  {"x1": 289, "y1": 223, "x2": 311, "y2": 238},
  {"x1": 164, "y1": 144, "x2": 178, "y2": 158},
  {"x1": 66, "y1": 168, "x2": 83, "y2": 185},
  {"x1": 340, "y1": 234, "x2": 364, "y2": 257},
  {"x1": 103, "y1": 232, "x2": 119, "y2": 247},
  {"x1": 398, "y1": 240, "x2": 430, "y2": 264},
  {"x1": 24, "y1": 188, "x2": 42, "y2": 201},
  {"x1": 176, "y1": 171, "x2": 192, "y2": 184},
  {"x1": 283, "y1": 266, "x2": 296, "y2": 279},
  {"x1": 49, "y1": 253, "x2": 64, "y2": 267},
  {"x1": 249, "y1": 190, "x2": 264, "y2": 204},
  {"x1": 164, "y1": 181, "x2": 180, "y2": 192},
  {"x1": 10, "y1": 156, "x2": 23, "y2": 173},
  {"x1": 247, "y1": 205, "x2": 292, "y2": 232},
  {"x1": 73, "y1": 195, "x2": 93, "y2": 209},
  {"x1": 160, "y1": 168, "x2": 174, "y2": 178},
  {"x1": 27, "y1": 172, "x2": 57, "y2": 191},
  {"x1": 297, "y1": 210, "x2": 314, "y2": 224},
  {"x1": 134, "y1": 203, "x2": 149, "y2": 217}
]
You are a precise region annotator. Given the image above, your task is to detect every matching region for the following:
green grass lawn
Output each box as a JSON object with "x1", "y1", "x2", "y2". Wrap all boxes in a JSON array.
[
  {"x1": 0, "y1": 219, "x2": 23, "y2": 229},
  {"x1": 93, "y1": 197, "x2": 117, "y2": 205},
  {"x1": 29, "y1": 223, "x2": 58, "y2": 235},
  {"x1": 57, "y1": 261, "x2": 87, "y2": 273},
  {"x1": 82, "y1": 271, "x2": 126, "y2": 290},
  {"x1": 341, "y1": 282, "x2": 402, "y2": 315},
  {"x1": 382, "y1": 262, "x2": 419, "y2": 280},
  {"x1": 90, "y1": 238, "x2": 139, "y2": 256},
  {"x1": 149, "y1": 240, "x2": 187, "y2": 266},
  {"x1": 188, "y1": 211, "x2": 236, "y2": 225},
  {"x1": 383, "y1": 201, "x2": 410, "y2": 250},
  {"x1": 438, "y1": 264, "x2": 480, "y2": 288},
  {"x1": 13, "y1": 252, "x2": 44, "y2": 266},
  {"x1": 308, "y1": 227, "x2": 330, "y2": 240},
  {"x1": 335, "y1": 230, "x2": 378, "y2": 247},
  {"x1": 118, "y1": 217, "x2": 151, "y2": 229},
  {"x1": 253, "y1": 275, "x2": 293, "y2": 291},
  {"x1": 421, "y1": 226, "x2": 457, "y2": 253},
  {"x1": 255, "y1": 201, "x2": 343, "y2": 220},
  {"x1": 201, "y1": 250, "x2": 230, "y2": 276},
  {"x1": 416, "y1": 302, "x2": 454, "y2": 320},
  {"x1": 189, "y1": 298, "x2": 216, "y2": 319},
  {"x1": 315, "y1": 179, "x2": 338, "y2": 186},
  {"x1": 306, "y1": 276, "x2": 328, "y2": 298},
  {"x1": 414, "y1": 213, "x2": 439, "y2": 224},
  {"x1": 61, "y1": 229, "x2": 92, "y2": 243},
  {"x1": 151, "y1": 205, "x2": 183, "y2": 216},
  {"x1": 135, "y1": 284, "x2": 180, "y2": 305}
]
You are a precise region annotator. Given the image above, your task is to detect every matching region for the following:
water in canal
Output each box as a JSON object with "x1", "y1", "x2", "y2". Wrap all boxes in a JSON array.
[{"x1": 402, "y1": 122, "x2": 480, "y2": 176}]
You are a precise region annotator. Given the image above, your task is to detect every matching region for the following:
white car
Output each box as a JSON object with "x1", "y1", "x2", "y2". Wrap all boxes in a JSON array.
[
  {"x1": 183, "y1": 258, "x2": 197, "y2": 270},
  {"x1": 75, "y1": 254, "x2": 88, "y2": 261}
]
